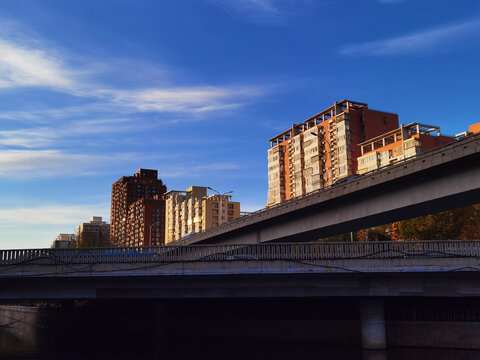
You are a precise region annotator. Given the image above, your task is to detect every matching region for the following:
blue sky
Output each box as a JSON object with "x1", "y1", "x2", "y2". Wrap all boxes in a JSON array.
[{"x1": 1, "y1": 0, "x2": 479, "y2": 249}]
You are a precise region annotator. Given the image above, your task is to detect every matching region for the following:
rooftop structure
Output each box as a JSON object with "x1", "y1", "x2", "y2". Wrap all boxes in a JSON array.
[{"x1": 357, "y1": 123, "x2": 455, "y2": 174}]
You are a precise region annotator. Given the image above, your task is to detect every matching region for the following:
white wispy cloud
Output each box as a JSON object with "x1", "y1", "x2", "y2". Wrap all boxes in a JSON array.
[
  {"x1": 208, "y1": 0, "x2": 317, "y2": 25},
  {"x1": 0, "y1": 38, "x2": 76, "y2": 90},
  {"x1": 0, "y1": 104, "x2": 129, "y2": 124},
  {"x1": 102, "y1": 86, "x2": 266, "y2": 113},
  {"x1": 0, "y1": 150, "x2": 141, "y2": 178},
  {"x1": 0, "y1": 204, "x2": 109, "y2": 225},
  {"x1": 0, "y1": 21, "x2": 268, "y2": 114},
  {"x1": 340, "y1": 19, "x2": 480, "y2": 56},
  {"x1": 159, "y1": 162, "x2": 241, "y2": 178},
  {"x1": 0, "y1": 118, "x2": 149, "y2": 148},
  {"x1": 0, "y1": 19, "x2": 270, "y2": 180}
]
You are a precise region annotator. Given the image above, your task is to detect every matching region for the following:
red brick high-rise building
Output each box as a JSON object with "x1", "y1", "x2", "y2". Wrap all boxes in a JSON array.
[
  {"x1": 110, "y1": 169, "x2": 167, "y2": 246},
  {"x1": 267, "y1": 100, "x2": 399, "y2": 206}
]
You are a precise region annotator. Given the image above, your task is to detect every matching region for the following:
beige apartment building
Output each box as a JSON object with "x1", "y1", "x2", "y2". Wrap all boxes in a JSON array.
[
  {"x1": 51, "y1": 233, "x2": 76, "y2": 249},
  {"x1": 202, "y1": 194, "x2": 240, "y2": 230},
  {"x1": 164, "y1": 186, "x2": 240, "y2": 243}
]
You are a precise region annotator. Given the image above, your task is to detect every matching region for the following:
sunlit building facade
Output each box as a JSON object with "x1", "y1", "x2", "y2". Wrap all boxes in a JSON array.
[
  {"x1": 110, "y1": 169, "x2": 167, "y2": 246},
  {"x1": 267, "y1": 100, "x2": 399, "y2": 206},
  {"x1": 165, "y1": 186, "x2": 240, "y2": 243},
  {"x1": 357, "y1": 123, "x2": 455, "y2": 174}
]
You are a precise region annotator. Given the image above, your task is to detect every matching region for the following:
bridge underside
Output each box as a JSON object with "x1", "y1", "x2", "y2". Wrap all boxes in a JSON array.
[
  {"x1": 1, "y1": 257, "x2": 480, "y2": 300},
  {"x1": 187, "y1": 143, "x2": 480, "y2": 245},
  {"x1": 2, "y1": 272, "x2": 480, "y2": 300}
]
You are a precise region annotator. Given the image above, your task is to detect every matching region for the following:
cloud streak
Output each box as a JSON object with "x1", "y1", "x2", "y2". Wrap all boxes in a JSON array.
[
  {"x1": 0, "y1": 204, "x2": 109, "y2": 225},
  {"x1": 0, "y1": 118, "x2": 154, "y2": 148},
  {"x1": 208, "y1": 0, "x2": 317, "y2": 25},
  {"x1": 0, "y1": 20, "x2": 271, "y2": 179},
  {"x1": 0, "y1": 149, "x2": 142, "y2": 178},
  {"x1": 102, "y1": 86, "x2": 266, "y2": 113},
  {"x1": 0, "y1": 23, "x2": 268, "y2": 115},
  {"x1": 0, "y1": 38, "x2": 76, "y2": 90},
  {"x1": 340, "y1": 19, "x2": 480, "y2": 56}
]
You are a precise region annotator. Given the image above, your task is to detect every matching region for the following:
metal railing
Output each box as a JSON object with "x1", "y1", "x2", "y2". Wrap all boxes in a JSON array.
[{"x1": 1, "y1": 240, "x2": 479, "y2": 266}]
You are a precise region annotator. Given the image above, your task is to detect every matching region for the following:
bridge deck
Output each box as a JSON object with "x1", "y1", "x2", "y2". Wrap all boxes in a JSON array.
[
  {"x1": 1, "y1": 241, "x2": 480, "y2": 299},
  {"x1": 174, "y1": 133, "x2": 480, "y2": 245}
]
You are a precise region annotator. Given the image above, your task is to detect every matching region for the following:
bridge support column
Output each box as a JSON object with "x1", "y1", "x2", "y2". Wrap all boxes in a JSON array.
[{"x1": 360, "y1": 298, "x2": 386, "y2": 349}]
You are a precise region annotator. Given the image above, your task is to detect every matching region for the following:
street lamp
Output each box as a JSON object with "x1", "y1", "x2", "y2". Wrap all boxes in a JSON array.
[
  {"x1": 207, "y1": 187, "x2": 233, "y2": 196},
  {"x1": 310, "y1": 131, "x2": 333, "y2": 186}
]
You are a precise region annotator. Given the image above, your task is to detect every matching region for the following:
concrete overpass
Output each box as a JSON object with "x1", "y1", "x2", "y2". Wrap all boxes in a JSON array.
[
  {"x1": 1, "y1": 240, "x2": 480, "y2": 300},
  {"x1": 175, "y1": 134, "x2": 480, "y2": 245},
  {"x1": 2, "y1": 240, "x2": 480, "y2": 350}
]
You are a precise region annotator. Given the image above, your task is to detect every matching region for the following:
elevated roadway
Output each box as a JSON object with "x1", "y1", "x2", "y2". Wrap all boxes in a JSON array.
[
  {"x1": 177, "y1": 134, "x2": 480, "y2": 245},
  {"x1": 1, "y1": 240, "x2": 479, "y2": 300},
  {"x1": 3, "y1": 241, "x2": 480, "y2": 350}
]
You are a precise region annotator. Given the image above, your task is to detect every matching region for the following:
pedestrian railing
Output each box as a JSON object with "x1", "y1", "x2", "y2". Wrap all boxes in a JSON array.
[{"x1": 1, "y1": 240, "x2": 479, "y2": 266}]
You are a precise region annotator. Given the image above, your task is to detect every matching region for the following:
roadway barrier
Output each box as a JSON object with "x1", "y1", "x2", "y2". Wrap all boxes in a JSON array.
[{"x1": 1, "y1": 240, "x2": 479, "y2": 266}]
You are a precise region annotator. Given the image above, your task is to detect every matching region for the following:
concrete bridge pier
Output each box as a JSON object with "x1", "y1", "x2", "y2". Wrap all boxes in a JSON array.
[{"x1": 360, "y1": 298, "x2": 386, "y2": 350}]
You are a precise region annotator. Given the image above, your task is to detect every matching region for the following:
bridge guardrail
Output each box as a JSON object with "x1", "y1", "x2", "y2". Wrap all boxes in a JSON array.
[{"x1": 1, "y1": 240, "x2": 479, "y2": 266}]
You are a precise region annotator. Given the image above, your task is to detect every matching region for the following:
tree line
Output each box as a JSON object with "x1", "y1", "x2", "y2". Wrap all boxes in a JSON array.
[{"x1": 321, "y1": 204, "x2": 480, "y2": 242}]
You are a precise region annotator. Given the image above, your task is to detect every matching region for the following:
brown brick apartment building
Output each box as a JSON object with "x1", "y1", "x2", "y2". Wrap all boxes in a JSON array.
[{"x1": 110, "y1": 169, "x2": 167, "y2": 246}]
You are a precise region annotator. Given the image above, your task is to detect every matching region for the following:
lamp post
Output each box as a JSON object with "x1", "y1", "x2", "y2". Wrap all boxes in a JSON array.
[
  {"x1": 310, "y1": 131, "x2": 333, "y2": 186},
  {"x1": 122, "y1": 217, "x2": 127, "y2": 248},
  {"x1": 207, "y1": 187, "x2": 233, "y2": 226}
]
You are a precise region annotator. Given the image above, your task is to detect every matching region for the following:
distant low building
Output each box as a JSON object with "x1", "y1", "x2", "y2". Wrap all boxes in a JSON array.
[
  {"x1": 76, "y1": 216, "x2": 110, "y2": 248},
  {"x1": 51, "y1": 233, "x2": 76, "y2": 249}
]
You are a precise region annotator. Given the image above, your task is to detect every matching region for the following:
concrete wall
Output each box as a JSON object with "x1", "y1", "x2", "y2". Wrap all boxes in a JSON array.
[{"x1": 0, "y1": 305, "x2": 40, "y2": 348}]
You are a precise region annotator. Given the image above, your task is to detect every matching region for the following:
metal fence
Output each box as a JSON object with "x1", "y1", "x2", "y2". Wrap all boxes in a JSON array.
[{"x1": 1, "y1": 240, "x2": 479, "y2": 266}]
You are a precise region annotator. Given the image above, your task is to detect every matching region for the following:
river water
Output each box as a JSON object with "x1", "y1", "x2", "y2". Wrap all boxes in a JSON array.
[{"x1": 1, "y1": 300, "x2": 479, "y2": 360}]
